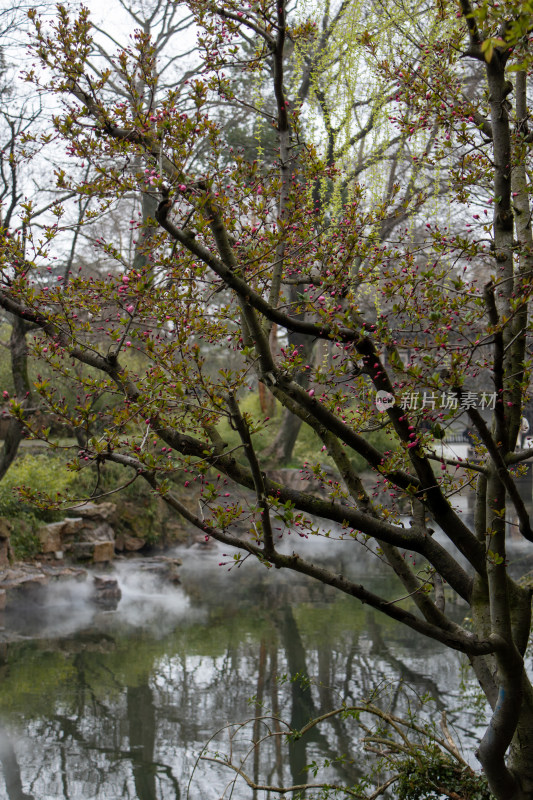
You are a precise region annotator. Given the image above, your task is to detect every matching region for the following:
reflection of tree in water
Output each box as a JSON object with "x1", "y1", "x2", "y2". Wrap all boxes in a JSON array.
[
  {"x1": 269, "y1": 588, "x2": 457, "y2": 794},
  {"x1": 205, "y1": 588, "x2": 450, "y2": 796},
  {"x1": 0, "y1": 732, "x2": 34, "y2": 800},
  {"x1": 274, "y1": 597, "x2": 367, "y2": 790},
  {"x1": 1, "y1": 643, "x2": 181, "y2": 800},
  {"x1": 127, "y1": 682, "x2": 157, "y2": 800},
  {"x1": 279, "y1": 603, "x2": 320, "y2": 787},
  {"x1": 365, "y1": 612, "x2": 445, "y2": 712},
  {"x1": 0, "y1": 570, "x2": 472, "y2": 799}
]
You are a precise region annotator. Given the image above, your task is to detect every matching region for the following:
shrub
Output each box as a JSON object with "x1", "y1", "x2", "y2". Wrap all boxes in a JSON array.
[{"x1": 0, "y1": 452, "x2": 75, "y2": 522}]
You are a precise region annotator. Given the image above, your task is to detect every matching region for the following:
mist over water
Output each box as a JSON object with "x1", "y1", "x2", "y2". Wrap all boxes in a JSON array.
[{"x1": 1, "y1": 554, "x2": 209, "y2": 641}]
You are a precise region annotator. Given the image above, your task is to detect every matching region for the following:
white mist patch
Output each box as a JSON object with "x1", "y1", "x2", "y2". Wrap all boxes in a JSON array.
[
  {"x1": 169, "y1": 525, "x2": 384, "y2": 583},
  {"x1": 2, "y1": 560, "x2": 207, "y2": 640},
  {"x1": 4, "y1": 574, "x2": 98, "y2": 639},
  {"x1": 111, "y1": 561, "x2": 200, "y2": 633}
]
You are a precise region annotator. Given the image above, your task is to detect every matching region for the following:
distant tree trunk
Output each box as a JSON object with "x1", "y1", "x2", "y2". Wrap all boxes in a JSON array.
[
  {"x1": 264, "y1": 288, "x2": 314, "y2": 465},
  {"x1": 133, "y1": 190, "x2": 158, "y2": 274},
  {"x1": 0, "y1": 316, "x2": 32, "y2": 482},
  {"x1": 258, "y1": 381, "x2": 275, "y2": 417},
  {"x1": 265, "y1": 406, "x2": 303, "y2": 466}
]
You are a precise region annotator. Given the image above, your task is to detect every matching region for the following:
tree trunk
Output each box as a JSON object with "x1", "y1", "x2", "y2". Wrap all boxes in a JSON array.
[
  {"x1": 508, "y1": 680, "x2": 533, "y2": 798},
  {"x1": 264, "y1": 286, "x2": 314, "y2": 465},
  {"x1": 0, "y1": 316, "x2": 31, "y2": 483},
  {"x1": 265, "y1": 405, "x2": 303, "y2": 465}
]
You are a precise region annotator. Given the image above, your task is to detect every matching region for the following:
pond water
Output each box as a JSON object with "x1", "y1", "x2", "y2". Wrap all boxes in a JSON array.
[{"x1": 0, "y1": 542, "x2": 487, "y2": 800}]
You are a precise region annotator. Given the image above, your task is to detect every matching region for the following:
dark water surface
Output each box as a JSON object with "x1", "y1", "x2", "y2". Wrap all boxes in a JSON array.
[{"x1": 0, "y1": 544, "x2": 484, "y2": 800}]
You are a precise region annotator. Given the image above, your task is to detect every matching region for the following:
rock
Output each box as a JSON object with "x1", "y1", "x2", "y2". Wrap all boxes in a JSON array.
[
  {"x1": 82, "y1": 522, "x2": 115, "y2": 543},
  {"x1": 70, "y1": 541, "x2": 114, "y2": 563},
  {"x1": 164, "y1": 520, "x2": 189, "y2": 544},
  {"x1": 2, "y1": 571, "x2": 48, "y2": 590},
  {"x1": 37, "y1": 522, "x2": 64, "y2": 554},
  {"x1": 0, "y1": 570, "x2": 48, "y2": 606},
  {"x1": 160, "y1": 556, "x2": 183, "y2": 566},
  {"x1": 92, "y1": 542, "x2": 115, "y2": 562},
  {"x1": 37, "y1": 518, "x2": 116, "y2": 559},
  {"x1": 92, "y1": 576, "x2": 121, "y2": 607},
  {"x1": 130, "y1": 555, "x2": 182, "y2": 584},
  {"x1": 167, "y1": 564, "x2": 181, "y2": 584},
  {"x1": 123, "y1": 535, "x2": 146, "y2": 552},
  {"x1": 51, "y1": 508, "x2": 118, "y2": 564},
  {"x1": 67, "y1": 540, "x2": 91, "y2": 559},
  {"x1": 61, "y1": 517, "x2": 83, "y2": 535},
  {"x1": 0, "y1": 564, "x2": 87, "y2": 610},
  {"x1": 71, "y1": 502, "x2": 116, "y2": 521}
]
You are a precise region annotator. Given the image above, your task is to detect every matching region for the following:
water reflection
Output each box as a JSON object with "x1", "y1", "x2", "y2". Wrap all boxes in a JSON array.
[
  {"x1": 0, "y1": 549, "x2": 483, "y2": 799},
  {"x1": 0, "y1": 732, "x2": 34, "y2": 800}
]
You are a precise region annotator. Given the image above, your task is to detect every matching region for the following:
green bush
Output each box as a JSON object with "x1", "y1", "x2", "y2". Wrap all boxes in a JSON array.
[
  {"x1": 9, "y1": 515, "x2": 41, "y2": 560},
  {"x1": 0, "y1": 449, "x2": 164, "y2": 558},
  {"x1": 0, "y1": 452, "x2": 80, "y2": 559},
  {"x1": 0, "y1": 452, "x2": 75, "y2": 521}
]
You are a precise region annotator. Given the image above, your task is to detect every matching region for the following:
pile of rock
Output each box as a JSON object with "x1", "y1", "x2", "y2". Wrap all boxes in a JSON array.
[
  {"x1": 33, "y1": 497, "x2": 194, "y2": 564},
  {"x1": 37, "y1": 502, "x2": 118, "y2": 563},
  {"x1": 0, "y1": 501, "x2": 188, "y2": 612}
]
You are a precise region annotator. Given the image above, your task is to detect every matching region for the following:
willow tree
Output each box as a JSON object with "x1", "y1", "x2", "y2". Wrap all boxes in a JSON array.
[
  {"x1": 238, "y1": 0, "x2": 449, "y2": 464},
  {"x1": 3, "y1": 0, "x2": 533, "y2": 796}
]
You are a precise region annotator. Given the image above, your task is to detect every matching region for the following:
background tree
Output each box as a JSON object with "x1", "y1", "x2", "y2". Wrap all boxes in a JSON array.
[
  {"x1": 0, "y1": 0, "x2": 66, "y2": 482},
  {"x1": 2, "y1": 0, "x2": 533, "y2": 797}
]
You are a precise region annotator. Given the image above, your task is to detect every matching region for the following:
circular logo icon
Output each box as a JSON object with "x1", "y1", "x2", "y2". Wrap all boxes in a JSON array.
[{"x1": 375, "y1": 390, "x2": 395, "y2": 413}]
